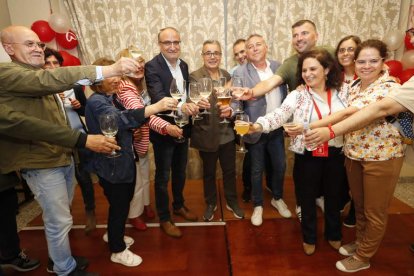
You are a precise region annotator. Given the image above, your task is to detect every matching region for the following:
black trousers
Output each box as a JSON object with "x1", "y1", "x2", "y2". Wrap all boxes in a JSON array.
[
  {"x1": 294, "y1": 147, "x2": 345, "y2": 244},
  {"x1": 99, "y1": 177, "x2": 135, "y2": 253},
  {"x1": 0, "y1": 188, "x2": 20, "y2": 260},
  {"x1": 199, "y1": 141, "x2": 237, "y2": 206}
]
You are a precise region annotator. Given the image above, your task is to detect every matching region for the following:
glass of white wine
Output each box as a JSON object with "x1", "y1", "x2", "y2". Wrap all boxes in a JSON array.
[
  {"x1": 189, "y1": 82, "x2": 203, "y2": 120},
  {"x1": 173, "y1": 111, "x2": 189, "y2": 143},
  {"x1": 168, "y1": 78, "x2": 186, "y2": 117},
  {"x1": 198, "y1": 77, "x2": 212, "y2": 114},
  {"x1": 127, "y1": 45, "x2": 143, "y2": 78},
  {"x1": 231, "y1": 77, "x2": 244, "y2": 114},
  {"x1": 99, "y1": 113, "x2": 121, "y2": 158},
  {"x1": 234, "y1": 113, "x2": 250, "y2": 153}
]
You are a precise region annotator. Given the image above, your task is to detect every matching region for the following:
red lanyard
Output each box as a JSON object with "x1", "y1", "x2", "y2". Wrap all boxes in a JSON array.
[{"x1": 310, "y1": 88, "x2": 332, "y2": 120}]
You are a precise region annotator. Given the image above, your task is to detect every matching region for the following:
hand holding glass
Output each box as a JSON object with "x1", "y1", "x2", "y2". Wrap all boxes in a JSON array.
[
  {"x1": 234, "y1": 114, "x2": 249, "y2": 153},
  {"x1": 127, "y1": 45, "x2": 143, "y2": 78},
  {"x1": 199, "y1": 78, "x2": 212, "y2": 114},
  {"x1": 168, "y1": 78, "x2": 186, "y2": 117},
  {"x1": 99, "y1": 113, "x2": 121, "y2": 158},
  {"x1": 173, "y1": 111, "x2": 189, "y2": 143},
  {"x1": 189, "y1": 82, "x2": 203, "y2": 120},
  {"x1": 231, "y1": 77, "x2": 244, "y2": 114}
]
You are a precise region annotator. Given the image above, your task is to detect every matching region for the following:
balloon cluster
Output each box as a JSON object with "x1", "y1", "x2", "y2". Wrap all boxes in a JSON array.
[
  {"x1": 383, "y1": 30, "x2": 414, "y2": 84},
  {"x1": 30, "y1": 13, "x2": 78, "y2": 50},
  {"x1": 59, "y1": 50, "x2": 81, "y2": 66}
]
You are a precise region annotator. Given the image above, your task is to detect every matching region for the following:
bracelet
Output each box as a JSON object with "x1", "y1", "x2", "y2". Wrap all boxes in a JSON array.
[{"x1": 327, "y1": 124, "x2": 336, "y2": 139}]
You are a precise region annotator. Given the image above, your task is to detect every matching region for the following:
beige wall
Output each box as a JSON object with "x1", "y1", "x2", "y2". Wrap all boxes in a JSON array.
[{"x1": 0, "y1": 0, "x2": 11, "y2": 30}]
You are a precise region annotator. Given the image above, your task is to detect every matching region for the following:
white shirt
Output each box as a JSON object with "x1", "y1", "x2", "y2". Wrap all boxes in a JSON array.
[
  {"x1": 253, "y1": 60, "x2": 282, "y2": 113},
  {"x1": 161, "y1": 54, "x2": 186, "y2": 112}
]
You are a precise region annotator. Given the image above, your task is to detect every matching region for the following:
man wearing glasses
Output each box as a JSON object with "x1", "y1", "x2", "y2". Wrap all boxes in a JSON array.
[
  {"x1": 0, "y1": 25, "x2": 138, "y2": 276},
  {"x1": 145, "y1": 27, "x2": 198, "y2": 238}
]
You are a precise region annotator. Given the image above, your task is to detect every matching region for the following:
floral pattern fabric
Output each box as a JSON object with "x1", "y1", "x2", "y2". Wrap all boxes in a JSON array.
[{"x1": 344, "y1": 72, "x2": 404, "y2": 161}]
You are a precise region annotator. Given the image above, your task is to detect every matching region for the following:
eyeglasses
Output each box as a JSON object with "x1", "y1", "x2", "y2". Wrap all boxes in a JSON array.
[
  {"x1": 159, "y1": 40, "x2": 181, "y2": 46},
  {"x1": 355, "y1": 58, "x2": 384, "y2": 66},
  {"x1": 202, "y1": 51, "x2": 222, "y2": 57},
  {"x1": 8, "y1": 41, "x2": 46, "y2": 50},
  {"x1": 338, "y1": 47, "x2": 355, "y2": 54}
]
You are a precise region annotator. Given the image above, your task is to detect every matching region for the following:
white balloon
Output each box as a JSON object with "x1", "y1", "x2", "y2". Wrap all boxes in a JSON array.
[
  {"x1": 48, "y1": 13, "x2": 70, "y2": 34},
  {"x1": 383, "y1": 30, "x2": 405, "y2": 51}
]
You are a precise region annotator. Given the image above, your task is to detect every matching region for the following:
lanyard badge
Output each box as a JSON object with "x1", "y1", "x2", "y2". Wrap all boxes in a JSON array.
[{"x1": 309, "y1": 87, "x2": 332, "y2": 158}]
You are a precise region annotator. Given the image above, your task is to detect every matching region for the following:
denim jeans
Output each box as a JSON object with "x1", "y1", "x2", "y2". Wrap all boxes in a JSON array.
[
  {"x1": 249, "y1": 129, "x2": 286, "y2": 207},
  {"x1": 152, "y1": 139, "x2": 188, "y2": 222},
  {"x1": 21, "y1": 163, "x2": 76, "y2": 275}
]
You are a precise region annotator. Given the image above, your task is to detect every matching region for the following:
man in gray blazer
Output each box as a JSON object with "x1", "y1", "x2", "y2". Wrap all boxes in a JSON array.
[{"x1": 233, "y1": 34, "x2": 291, "y2": 226}]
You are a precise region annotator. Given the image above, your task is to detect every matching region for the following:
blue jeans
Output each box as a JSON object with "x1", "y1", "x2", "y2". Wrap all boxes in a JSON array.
[
  {"x1": 249, "y1": 129, "x2": 286, "y2": 207},
  {"x1": 21, "y1": 163, "x2": 76, "y2": 275},
  {"x1": 152, "y1": 139, "x2": 188, "y2": 222}
]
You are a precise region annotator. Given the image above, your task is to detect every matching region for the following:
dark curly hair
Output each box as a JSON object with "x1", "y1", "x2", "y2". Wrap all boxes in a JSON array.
[
  {"x1": 44, "y1": 47, "x2": 63, "y2": 65},
  {"x1": 297, "y1": 48, "x2": 342, "y2": 91},
  {"x1": 335, "y1": 35, "x2": 362, "y2": 71}
]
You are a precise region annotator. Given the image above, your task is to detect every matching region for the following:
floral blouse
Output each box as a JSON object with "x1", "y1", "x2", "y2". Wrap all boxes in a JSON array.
[{"x1": 344, "y1": 71, "x2": 404, "y2": 161}]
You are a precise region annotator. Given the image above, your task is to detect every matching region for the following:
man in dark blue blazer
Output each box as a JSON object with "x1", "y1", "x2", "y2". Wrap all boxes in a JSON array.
[{"x1": 145, "y1": 27, "x2": 199, "y2": 238}]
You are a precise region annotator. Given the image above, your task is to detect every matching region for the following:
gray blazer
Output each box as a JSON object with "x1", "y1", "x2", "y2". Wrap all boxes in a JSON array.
[{"x1": 233, "y1": 60, "x2": 287, "y2": 144}]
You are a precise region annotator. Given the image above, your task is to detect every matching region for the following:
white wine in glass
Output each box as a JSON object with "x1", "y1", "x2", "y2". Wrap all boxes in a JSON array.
[
  {"x1": 235, "y1": 114, "x2": 249, "y2": 153},
  {"x1": 173, "y1": 111, "x2": 189, "y2": 143},
  {"x1": 199, "y1": 77, "x2": 212, "y2": 114},
  {"x1": 189, "y1": 82, "x2": 203, "y2": 120},
  {"x1": 167, "y1": 78, "x2": 186, "y2": 117},
  {"x1": 127, "y1": 45, "x2": 142, "y2": 78},
  {"x1": 99, "y1": 113, "x2": 121, "y2": 158},
  {"x1": 231, "y1": 76, "x2": 244, "y2": 114}
]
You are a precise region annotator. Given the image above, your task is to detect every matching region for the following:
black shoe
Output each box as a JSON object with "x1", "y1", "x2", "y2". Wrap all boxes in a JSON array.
[
  {"x1": 68, "y1": 268, "x2": 99, "y2": 276},
  {"x1": 47, "y1": 255, "x2": 89, "y2": 274},
  {"x1": 0, "y1": 250, "x2": 40, "y2": 272},
  {"x1": 242, "y1": 189, "x2": 251, "y2": 202}
]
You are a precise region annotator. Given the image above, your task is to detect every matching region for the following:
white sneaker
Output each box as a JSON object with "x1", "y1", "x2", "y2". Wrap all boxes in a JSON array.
[
  {"x1": 316, "y1": 196, "x2": 325, "y2": 213},
  {"x1": 251, "y1": 206, "x2": 263, "y2": 226},
  {"x1": 103, "y1": 232, "x2": 134, "y2": 247},
  {"x1": 296, "y1": 205, "x2": 302, "y2": 222},
  {"x1": 110, "y1": 248, "x2": 142, "y2": 267},
  {"x1": 271, "y1": 198, "x2": 292, "y2": 218}
]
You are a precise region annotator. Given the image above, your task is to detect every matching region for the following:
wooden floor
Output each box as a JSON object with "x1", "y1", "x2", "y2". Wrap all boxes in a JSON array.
[{"x1": 7, "y1": 177, "x2": 414, "y2": 275}]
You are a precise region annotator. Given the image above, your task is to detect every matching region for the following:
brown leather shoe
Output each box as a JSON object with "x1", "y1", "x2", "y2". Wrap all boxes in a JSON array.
[
  {"x1": 303, "y1": 243, "x2": 315, "y2": 255},
  {"x1": 160, "y1": 221, "x2": 182, "y2": 238},
  {"x1": 329, "y1": 240, "x2": 342, "y2": 250},
  {"x1": 173, "y1": 206, "x2": 198, "y2": 222}
]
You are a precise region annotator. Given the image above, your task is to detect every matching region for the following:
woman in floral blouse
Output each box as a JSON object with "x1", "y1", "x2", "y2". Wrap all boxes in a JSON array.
[{"x1": 307, "y1": 39, "x2": 403, "y2": 273}]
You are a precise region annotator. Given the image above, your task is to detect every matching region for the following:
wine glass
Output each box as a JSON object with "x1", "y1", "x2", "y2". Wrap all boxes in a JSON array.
[
  {"x1": 99, "y1": 113, "x2": 121, "y2": 158},
  {"x1": 232, "y1": 77, "x2": 244, "y2": 114},
  {"x1": 189, "y1": 82, "x2": 203, "y2": 120},
  {"x1": 127, "y1": 45, "x2": 143, "y2": 78},
  {"x1": 199, "y1": 77, "x2": 212, "y2": 114},
  {"x1": 215, "y1": 78, "x2": 231, "y2": 123},
  {"x1": 168, "y1": 78, "x2": 186, "y2": 117},
  {"x1": 234, "y1": 114, "x2": 250, "y2": 153},
  {"x1": 173, "y1": 111, "x2": 189, "y2": 143}
]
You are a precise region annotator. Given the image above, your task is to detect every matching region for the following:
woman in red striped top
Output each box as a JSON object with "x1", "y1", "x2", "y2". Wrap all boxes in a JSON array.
[{"x1": 116, "y1": 47, "x2": 182, "y2": 230}]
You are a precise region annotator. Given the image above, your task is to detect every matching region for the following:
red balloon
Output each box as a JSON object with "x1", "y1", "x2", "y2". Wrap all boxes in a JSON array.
[
  {"x1": 59, "y1": 50, "x2": 81, "y2": 66},
  {"x1": 31, "y1": 20, "x2": 55, "y2": 42},
  {"x1": 398, "y1": 69, "x2": 414, "y2": 84},
  {"x1": 405, "y1": 34, "x2": 414, "y2": 50},
  {"x1": 56, "y1": 30, "x2": 78, "y2": 49},
  {"x1": 385, "y1": 60, "x2": 403, "y2": 77}
]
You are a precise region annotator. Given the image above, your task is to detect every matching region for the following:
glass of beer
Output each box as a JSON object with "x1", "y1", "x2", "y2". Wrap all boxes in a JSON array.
[
  {"x1": 216, "y1": 85, "x2": 232, "y2": 124},
  {"x1": 234, "y1": 113, "x2": 250, "y2": 153}
]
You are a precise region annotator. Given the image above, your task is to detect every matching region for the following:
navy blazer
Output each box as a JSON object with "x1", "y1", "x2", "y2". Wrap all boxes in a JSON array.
[
  {"x1": 145, "y1": 53, "x2": 191, "y2": 144},
  {"x1": 233, "y1": 60, "x2": 288, "y2": 144}
]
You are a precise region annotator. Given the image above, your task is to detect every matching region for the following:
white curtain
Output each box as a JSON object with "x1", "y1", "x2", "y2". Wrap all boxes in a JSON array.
[{"x1": 64, "y1": 0, "x2": 402, "y2": 70}]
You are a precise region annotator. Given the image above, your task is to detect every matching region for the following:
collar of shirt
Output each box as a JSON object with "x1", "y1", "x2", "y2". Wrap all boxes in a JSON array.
[{"x1": 161, "y1": 53, "x2": 181, "y2": 72}]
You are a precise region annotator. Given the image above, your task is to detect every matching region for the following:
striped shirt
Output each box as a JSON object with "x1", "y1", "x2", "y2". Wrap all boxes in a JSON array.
[{"x1": 117, "y1": 79, "x2": 170, "y2": 155}]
